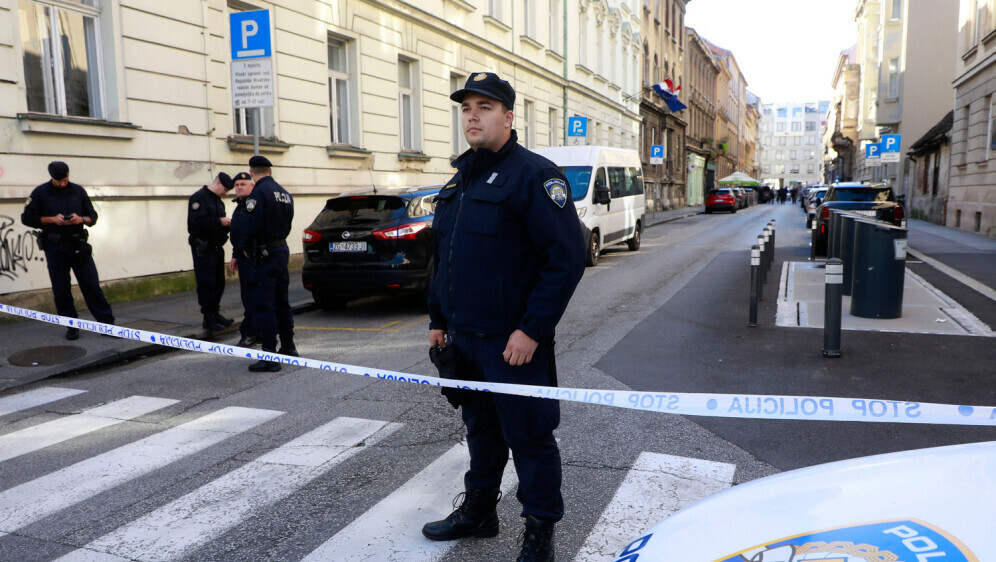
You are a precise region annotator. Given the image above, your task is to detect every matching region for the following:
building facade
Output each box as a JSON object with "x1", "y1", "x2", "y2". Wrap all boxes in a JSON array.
[
  {"x1": 683, "y1": 25, "x2": 718, "y2": 205},
  {"x1": 2, "y1": 0, "x2": 642, "y2": 295},
  {"x1": 758, "y1": 101, "x2": 828, "y2": 188},
  {"x1": 824, "y1": 44, "x2": 860, "y2": 183}
]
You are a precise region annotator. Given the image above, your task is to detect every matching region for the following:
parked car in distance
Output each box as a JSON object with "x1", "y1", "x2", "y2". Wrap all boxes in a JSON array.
[
  {"x1": 811, "y1": 182, "x2": 904, "y2": 257},
  {"x1": 705, "y1": 188, "x2": 738, "y2": 214},
  {"x1": 805, "y1": 186, "x2": 829, "y2": 228},
  {"x1": 301, "y1": 185, "x2": 442, "y2": 309}
]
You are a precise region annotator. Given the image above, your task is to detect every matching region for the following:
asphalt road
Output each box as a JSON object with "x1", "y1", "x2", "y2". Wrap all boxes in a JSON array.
[{"x1": 1, "y1": 202, "x2": 992, "y2": 562}]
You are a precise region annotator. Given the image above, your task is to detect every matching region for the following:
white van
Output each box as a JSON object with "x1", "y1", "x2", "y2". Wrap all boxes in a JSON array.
[{"x1": 532, "y1": 146, "x2": 646, "y2": 266}]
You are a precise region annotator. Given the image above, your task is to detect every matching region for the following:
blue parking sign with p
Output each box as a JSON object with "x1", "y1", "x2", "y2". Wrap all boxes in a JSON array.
[
  {"x1": 230, "y1": 10, "x2": 271, "y2": 60},
  {"x1": 568, "y1": 117, "x2": 587, "y2": 137},
  {"x1": 651, "y1": 145, "x2": 664, "y2": 159},
  {"x1": 865, "y1": 143, "x2": 881, "y2": 159}
]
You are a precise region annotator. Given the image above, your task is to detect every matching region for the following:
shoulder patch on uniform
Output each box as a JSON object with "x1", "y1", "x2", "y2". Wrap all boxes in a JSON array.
[
  {"x1": 191, "y1": 201, "x2": 200, "y2": 210},
  {"x1": 25, "y1": 197, "x2": 31, "y2": 207},
  {"x1": 246, "y1": 199, "x2": 257, "y2": 212},
  {"x1": 444, "y1": 183, "x2": 457, "y2": 190},
  {"x1": 543, "y1": 178, "x2": 568, "y2": 209}
]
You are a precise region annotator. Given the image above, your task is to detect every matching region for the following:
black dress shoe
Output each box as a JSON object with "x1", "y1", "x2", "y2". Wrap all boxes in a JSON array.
[
  {"x1": 214, "y1": 313, "x2": 234, "y2": 327},
  {"x1": 66, "y1": 327, "x2": 80, "y2": 341},
  {"x1": 248, "y1": 359, "x2": 281, "y2": 372},
  {"x1": 203, "y1": 314, "x2": 224, "y2": 331},
  {"x1": 237, "y1": 335, "x2": 258, "y2": 348}
]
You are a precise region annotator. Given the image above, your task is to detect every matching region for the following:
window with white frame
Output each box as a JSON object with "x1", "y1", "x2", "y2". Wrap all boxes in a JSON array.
[
  {"x1": 888, "y1": 58, "x2": 899, "y2": 98},
  {"x1": 19, "y1": 0, "x2": 105, "y2": 118},
  {"x1": 579, "y1": 11, "x2": 588, "y2": 67},
  {"x1": 450, "y1": 74, "x2": 468, "y2": 156},
  {"x1": 524, "y1": 0, "x2": 535, "y2": 38},
  {"x1": 489, "y1": 0, "x2": 503, "y2": 19},
  {"x1": 523, "y1": 100, "x2": 534, "y2": 148},
  {"x1": 988, "y1": 96, "x2": 996, "y2": 160},
  {"x1": 398, "y1": 57, "x2": 420, "y2": 152},
  {"x1": 548, "y1": 107, "x2": 558, "y2": 147},
  {"x1": 791, "y1": 121, "x2": 802, "y2": 132},
  {"x1": 549, "y1": 0, "x2": 561, "y2": 52},
  {"x1": 328, "y1": 36, "x2": 353, "y2": 145},
  {"x1": 892, "y1": 0, "x2": 902, "y2": 19}
]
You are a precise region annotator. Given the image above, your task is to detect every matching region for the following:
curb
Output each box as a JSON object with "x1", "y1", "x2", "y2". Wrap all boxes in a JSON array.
[{"x1": 2, "y1": 299, "x2": 315, "y2": 392}]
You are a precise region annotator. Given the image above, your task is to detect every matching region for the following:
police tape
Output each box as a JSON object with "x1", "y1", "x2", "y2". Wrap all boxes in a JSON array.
[{"x1": 3, "y1": 303, "x2": 995, "y2": 426}]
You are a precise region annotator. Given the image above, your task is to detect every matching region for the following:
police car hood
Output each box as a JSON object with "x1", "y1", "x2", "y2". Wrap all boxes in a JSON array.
[{"x1": 614, "y1": 440, "x2": 996, "y2": 561}]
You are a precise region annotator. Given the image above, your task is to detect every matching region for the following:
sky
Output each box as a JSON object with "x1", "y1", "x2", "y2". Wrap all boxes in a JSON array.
[{"x1": 684, "y1": 0, "x2": 858, "y2": 104}]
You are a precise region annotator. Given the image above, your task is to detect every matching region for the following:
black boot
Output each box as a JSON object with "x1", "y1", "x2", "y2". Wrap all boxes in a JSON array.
[
  {"x1": 277, "y1": 339, "x2": 298, "y2": 357},
  {"x1": 248, "y1": 347, "x2": 281, "y2": 372},
  {"x1": 237, "y1": 334, "x2": 258, "y2": 348},
  {"x1": 422, "y1": 487, "x2": 501, "y2": 541},
  {"x1": 214, "y1": 313, "x2": 234, "y2": 327},
  {"x1": 516, "y1": 515, "x2": 555, "y2": 562},
  {"x1": 203, "y1": 314, "x2": 224, "y2": 331}
]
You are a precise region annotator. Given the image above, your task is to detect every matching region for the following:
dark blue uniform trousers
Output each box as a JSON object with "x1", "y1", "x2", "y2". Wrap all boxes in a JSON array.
[
  {"x1": 191, "y1": 245, "x2": 226, "y2": 315},
  {"x1": 236, "y1": 255, "x2": 256, "y2": 339},
  {"x1": 453, "y1": 331, "x2": 563, "y2": 522},
  {"x1": 248, "y1": 246, "x2": 293, "y2": 350},
  {"x1": 44, "y1": 242, "x2": 114, "y2": 323}
]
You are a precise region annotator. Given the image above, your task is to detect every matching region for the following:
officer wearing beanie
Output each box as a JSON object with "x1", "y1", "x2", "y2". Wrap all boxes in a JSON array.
[
  {"x1": 231, "y1": 155, "x2": 295, "y2": 371},
  {"x1": 21, "y1": 161, "x2": 115, "y2": 340},
  {"x1": 188, "y1": 172, "x2": 235, "y2": 332},
  {"x1": 422, "y1": 72, "x2": 585, "y2": 562},
  {"x1": 228, "y1": 171, "x2": 258, "y2": 348}
]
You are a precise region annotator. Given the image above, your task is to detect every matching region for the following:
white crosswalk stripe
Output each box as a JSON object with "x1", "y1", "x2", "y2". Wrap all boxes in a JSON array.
[
  {"x1": 55, "y1": 417, "x2": 403, "y2": 562},
  {"x1": 572, "y1": 452, "x2": 737, "y2": 561},
  {"x1": 0, "y1": 396, "x2": 179, "y2": 464},
  {"x1": 301, "y1": 442, "x2": 518, "y2": 562},
  {"x1": 0, "y1": 387, "x2": 86, "y2": 418},
  {"x1": 0, "y1": 406, "x2": 282, "y2": 537}
]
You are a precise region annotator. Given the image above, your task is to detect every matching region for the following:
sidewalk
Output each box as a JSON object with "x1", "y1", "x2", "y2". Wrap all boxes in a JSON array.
[{"x1": 0, "y1": 271, "x2": 313, "y2": 391}]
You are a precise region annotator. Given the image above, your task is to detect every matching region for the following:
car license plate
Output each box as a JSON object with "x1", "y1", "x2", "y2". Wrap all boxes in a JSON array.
[
  {"x1": 854, "y1": 210, "x2": 877, "y2": 217},
  {"x1": 330, "y1": 241, "x2": 367, "y2": 252}
]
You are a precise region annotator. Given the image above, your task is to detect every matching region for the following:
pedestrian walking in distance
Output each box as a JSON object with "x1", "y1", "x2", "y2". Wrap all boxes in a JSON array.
[
  {"x1": 228, "y1": 171, "x2": 258, "y2": 348},
  {"x1": 21, "y1": 161, "x2": 115, "y2": 340},
  {"x1": 231, "y1": 155, "x2": 296, "y2": 372},
  {"x1": 188, "y1": 172, "x2": 235, "y2": 332},
  {"x1": 422, "y1": 72, "x2": 586, "y2": 562}
]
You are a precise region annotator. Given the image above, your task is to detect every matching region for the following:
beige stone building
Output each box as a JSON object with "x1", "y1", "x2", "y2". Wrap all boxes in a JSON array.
[
  {"x1": 950, "y1": 0, "x2": 996, "y2": 237},
  {"x1": 824, "y1": 44, "x2": 859, "y2": 182},
  {"x1": 1, "y1": 0, "x2": 642, "y2": 296},
  {"x1": 703, "y1": 38, "x2": 743, "y2": 181},
  {"x1": 683, "y1": 25, "x2": 717, "y2": 205}
]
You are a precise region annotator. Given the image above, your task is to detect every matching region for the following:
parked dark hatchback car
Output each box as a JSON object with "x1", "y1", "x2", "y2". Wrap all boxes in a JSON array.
[
  {"x1": 301, "y1": 185, "x2": 442, "y2": 309},
  {"x1": 811, "y1": 183, "x2": 905, "y2": 256},
  {"x1": 705, "y1": 188, "x2": 739, "y2": 213}
]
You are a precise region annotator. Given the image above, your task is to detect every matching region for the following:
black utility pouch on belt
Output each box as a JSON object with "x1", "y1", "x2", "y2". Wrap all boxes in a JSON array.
[{"x1": 429, "y1": 344, "x2": 486, "y2": 409}]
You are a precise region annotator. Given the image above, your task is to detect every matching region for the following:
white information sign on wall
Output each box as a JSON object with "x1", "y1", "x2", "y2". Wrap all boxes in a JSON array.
[{"x1": 231, "y1": 58, "x2": 274, "y2": 109}]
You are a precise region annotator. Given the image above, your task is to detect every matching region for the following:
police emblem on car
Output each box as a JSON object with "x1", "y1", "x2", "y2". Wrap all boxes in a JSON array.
[
  {"x1": 341, "y1": 231, "x2": 351, "y2": 239},
  {"x1": 544, "y1": 178, "x2": 568, "y2": 208},
  {"x1": 246, "y1": 199, "x2": 256, "y2": 212}
]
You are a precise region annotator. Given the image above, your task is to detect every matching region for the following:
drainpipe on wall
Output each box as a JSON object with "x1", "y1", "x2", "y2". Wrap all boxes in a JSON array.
[{"x1": 562, "y1": 0, "x2": 568, "y2": 146}]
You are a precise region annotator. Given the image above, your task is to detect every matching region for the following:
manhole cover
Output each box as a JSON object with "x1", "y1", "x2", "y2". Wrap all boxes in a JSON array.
[
  {"x1": 8, "y1": 346, "x2": 88, "y2": 367},
  {"x1": 122, "y1": 320, "x2": 184, "y2": 331}
]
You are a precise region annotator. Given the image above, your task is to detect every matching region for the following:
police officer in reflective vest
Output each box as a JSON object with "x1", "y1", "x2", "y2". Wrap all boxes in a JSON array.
[
  {"x1": 21, "y1": 161, "x2": 115, "y2": 340},
  {"x1": 228, "y1": 172, "x2": 258, "y2": 348},
  {"x1": 187, "y1": 172, "x2": 234, "y2": 332},
  {"x1": 232, "y1": 155, "x2": 295, "y2": 371},
  {"x1": 422, "y1": 72, "x2": 585, "y2": 562}
]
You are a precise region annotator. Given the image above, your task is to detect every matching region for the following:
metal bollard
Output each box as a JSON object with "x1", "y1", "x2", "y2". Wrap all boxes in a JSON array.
[
  {"x1": 756, "y1": 235, "x2": 765, "y2": 300},
  {"x1": 769, "y1": 220, "x2": 776, "y2": 262},
  {"x1": 763, "y1": 227, "x2": 772, "y2": 275},
  {"x1": 823, "y1": 258, "x2": 843, "y2": 358},
  {"x1": 749, "y1": 245, "x2": 760, "y2": 327}
]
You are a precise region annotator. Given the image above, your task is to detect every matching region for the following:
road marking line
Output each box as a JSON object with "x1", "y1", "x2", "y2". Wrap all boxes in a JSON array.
[
  {"x1": 907, "y1": 248, "x2": 996, "y2": 302},
  {"x1": 0, "y1": 407, "x2": 283, "y2": 534},
  {"x1": 296, "y1": 317, "x2": 427, "y2": 333},
  {"x1": 573, "y1": 452, "x2": 736, "y2": 561},
  {"x1": 57, "y1": 417, "x2": 402, "y2": 562},
  {"x1": 301, "y1": 442, "x2": 518, "y2": 562},
  {"x1": 0, "y1": 387, "x2": 86, "y2": 418},
  {"x1": 380, "y1": 320, "x2": 402, "y2": 328},
  {"x1": 0, "y1": 396, "x2": 179, "y2": 464}
]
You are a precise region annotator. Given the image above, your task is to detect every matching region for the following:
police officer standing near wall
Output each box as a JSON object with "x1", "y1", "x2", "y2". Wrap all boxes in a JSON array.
[
  {"x1": 422, "y1": 73, "x2": 585, "y2": 561},
  {"x1": 188, "y1": 172, "x2": 235, "y2": 332},
  {"x1": 232, "y1": 156, "x2": 295, "y2": 371},
  {"x1": 228, "y1": 171, "x2": 258, "y2": 348},
  {"x1": 21, "y1": 161, "x2": 115, "y2": 340}
]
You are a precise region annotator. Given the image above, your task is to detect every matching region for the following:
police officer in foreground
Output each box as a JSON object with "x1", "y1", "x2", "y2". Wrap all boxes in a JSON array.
[
  {"x1": 232, "y1": 156, "x2": 295, "y2": 371},
  {"x1": 422, "y1": 73, "x2": 585, "y2": 561},
  {"x1": 228, "y1": 172, "x2": 258, "y2": 348},
  {"x1": 21, "y1": 161, "x2": 115, "y2": 340},
  {"x1": 188, "y1": 172, "x2": 235, "y2": 332}
]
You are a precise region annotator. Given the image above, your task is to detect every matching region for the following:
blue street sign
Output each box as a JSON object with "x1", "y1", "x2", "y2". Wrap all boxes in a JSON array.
[
  {"x1": 651, "y1": 145, "x2": 664, "y2": 159},
  {"x1": 881, "y1": 134, "x2": 901, "y2": 153},
  {"x1": 567, "y1": 116, "x2": 587, "y2": 137},
  {"x1": 230, "y1": 10, "x2": 272, "y2": 60},
  {"x1": 865, "y1": 143, "x2": 881, "y2": 160}
]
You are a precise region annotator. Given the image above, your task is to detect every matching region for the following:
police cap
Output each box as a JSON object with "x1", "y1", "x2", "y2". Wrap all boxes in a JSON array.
[
  {"x1": 450, "y1": 72, "x2": 515, "y2": 111},
  {"x1": 248, "y1": 155, "x2": 272, "y2": 168},
  {"x1": 48, "y1": 161, "x2": 70, "y2": 180},
  {"x1": 232, "y1": 172, "x2": 252, "y2": 182},
  {"x1": 217, "y1": 172, "x2": 234, "y2": 190}
]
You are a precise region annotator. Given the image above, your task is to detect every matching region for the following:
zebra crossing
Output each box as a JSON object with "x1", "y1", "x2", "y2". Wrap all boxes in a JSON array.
[{"x1": 0, "y1": 387, "x2": 738, "y2": 561}]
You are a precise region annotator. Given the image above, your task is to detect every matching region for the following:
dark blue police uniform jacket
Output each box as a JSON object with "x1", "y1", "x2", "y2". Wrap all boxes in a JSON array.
[{"x1": 428, "y1": 131, "x2": 585, "y2": 341}]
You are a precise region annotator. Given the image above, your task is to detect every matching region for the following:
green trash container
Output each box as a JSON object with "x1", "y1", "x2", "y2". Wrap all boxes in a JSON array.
[{"x1": 850, "y1": 220, "x2": 908, "y2": 319}]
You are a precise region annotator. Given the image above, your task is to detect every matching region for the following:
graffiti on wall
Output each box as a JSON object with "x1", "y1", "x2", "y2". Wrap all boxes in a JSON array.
[{"x1": 0, "y1": 215, "x2": 45, "y2": 281}]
